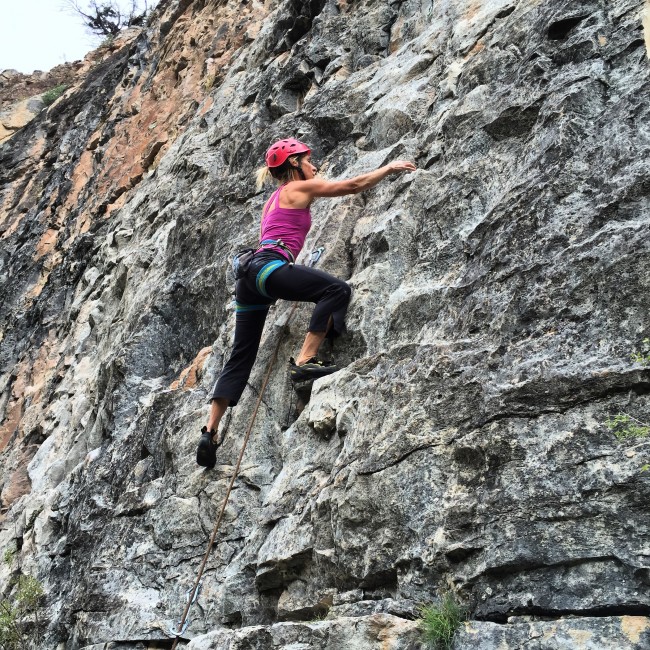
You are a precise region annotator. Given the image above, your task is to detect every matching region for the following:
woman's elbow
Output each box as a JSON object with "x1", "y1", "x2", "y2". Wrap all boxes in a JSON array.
[
  {"x1": 321, "y1": 179, "x2": 362, "y2": 196},
  {"x1": 345, "y1": 180, "x2": 363, "y2": 195}
]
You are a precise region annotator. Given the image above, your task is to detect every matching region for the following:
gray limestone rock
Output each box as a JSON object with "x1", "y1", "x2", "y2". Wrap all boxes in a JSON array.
[
  {"x1": 455, "y1": 616, "x2": 650, "y2": 649},
  {"x1": 185, "y1": 614, "x2": 424, "y2": 650},
  {"x1": 0, "y1": 0, "x2": 649, "y2": 648}
]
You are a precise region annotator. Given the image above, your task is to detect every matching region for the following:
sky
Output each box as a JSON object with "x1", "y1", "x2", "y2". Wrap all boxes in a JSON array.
[{"x1": 0, "y1": 2, "x2": 157, "y2": 75}]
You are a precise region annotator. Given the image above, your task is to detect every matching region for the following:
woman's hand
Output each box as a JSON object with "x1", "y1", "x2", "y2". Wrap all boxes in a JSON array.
[{"x1": 386, "y1": 160, "x2": 417, "y2": 174}]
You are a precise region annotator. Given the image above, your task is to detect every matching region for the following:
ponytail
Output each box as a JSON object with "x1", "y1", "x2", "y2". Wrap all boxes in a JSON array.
[
  {"x1": 255, "y1": 166, "x2": 271, "y2": 191},
  {"x1": 256, "y1": 152, "x2": 307, "y2": 190}
]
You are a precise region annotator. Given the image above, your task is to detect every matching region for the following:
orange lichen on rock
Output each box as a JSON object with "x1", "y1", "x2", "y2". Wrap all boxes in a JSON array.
[
  {"x1": 464, "y1": 0, "x2": 483, "y2": 22},
  {"x1": 35, "y1": 228, "x2": 59, "y2": 260},
  {"x1": 26, "y1": 252, "x2": 62, "y2": 300},
  {"x1": 79, "y1": 0, "x2": 263, "y2": 216},
  {"x1": 467, "y1": 41, "x2": 485, "y2": 57},
  {"x1": 68, "y1": 149, "x2": 95, "y2": 208},
  {"x1": 170, "y1": 346, "x2": 212, "y2": 390},
  {"x1": 0, "y1": 393, "x2": 25, "y2": 452},
  {"x1": 199, "y1": 97, "x2": 214, "y2": 117},
  {"x1": 642, "y1": 0, "x2": 650, "y2": 59},
  {"x1": 0, "y1": 332, "x2": 60, "y2": 453},
  {"x1": 23, "y1": 332, "x2": 60, "y2": 404},
  {"x1": 2, "y1": 0, "x2": 269, "y2": 248},
  {"x1": 0, "y1": 448, "x2": 34, "y2": 510}
]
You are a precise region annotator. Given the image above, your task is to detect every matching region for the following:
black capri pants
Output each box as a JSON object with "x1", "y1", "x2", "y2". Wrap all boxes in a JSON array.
[{"x1": 211, "y1": 252, "x2": 351, "y2": 406}]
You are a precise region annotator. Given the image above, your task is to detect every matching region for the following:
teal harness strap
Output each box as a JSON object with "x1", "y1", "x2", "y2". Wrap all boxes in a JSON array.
[
  {"x1": 235, "y1": 302, "x2": 271, "y2": 313},
  {"x1": 256, "y1": 260, "x2": 286, "y2": 298}
]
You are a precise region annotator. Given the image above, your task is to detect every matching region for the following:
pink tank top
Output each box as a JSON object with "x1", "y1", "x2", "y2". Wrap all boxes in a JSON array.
[{"x1": 258, "y1": 184, "x2": 311, "y2": 261}]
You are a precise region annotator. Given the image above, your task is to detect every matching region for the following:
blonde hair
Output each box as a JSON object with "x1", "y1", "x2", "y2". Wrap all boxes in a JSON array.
[
  {"x1": 255, "y1": 154, "x2": 307, "y2": 191},
  {"x1": 255, "y1": 166, "x2": 272, "y2": 191}
]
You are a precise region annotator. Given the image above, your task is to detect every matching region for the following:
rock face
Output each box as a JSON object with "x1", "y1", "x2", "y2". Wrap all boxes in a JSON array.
[
  {"x1": 0, "y1": 0, "x2": 649, "y2": 648},
  {"x1": 0, "y1": 61, "x2": 85, "y2": 144}
]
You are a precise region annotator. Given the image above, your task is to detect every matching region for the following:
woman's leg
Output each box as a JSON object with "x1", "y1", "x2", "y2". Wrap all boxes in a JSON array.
[
  {"x1": 199, "y1": 277, "x2": 272, "y2": 466},
  {"x1": 264, "y1": 264, "x2": 351, "y2": 364},
  {"x1": 296, "y1": 331, "x2": 328, "y2": 365},
  {"x1": 205, "y1": 398, "x2": 228, "y2": 442},
  {"x1": 199, "y1": 305, "x2": 269, "y2": 467},
  {"x1": 295, "y1": 316, "x2": 333, "y2": 364},
  {"x1": 209, "y1": 304, "x2": 270, "y2": 406}
]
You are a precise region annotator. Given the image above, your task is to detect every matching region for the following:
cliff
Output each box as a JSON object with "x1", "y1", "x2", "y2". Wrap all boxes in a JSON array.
[
  {"x1": 0, "y1": 61, "x2": 85, "y2": 144},
  {"x1": 0, "y1": 0, "x2": 649, "y2": 648}
]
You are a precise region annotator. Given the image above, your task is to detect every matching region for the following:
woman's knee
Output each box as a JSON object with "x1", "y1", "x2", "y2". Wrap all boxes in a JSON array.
[
  {"x1": 340, "y1": 281, "x2": 352, "y2": 302},
  {"x1": 331, "y1": 279, "x2": 352, "y2": 305}
]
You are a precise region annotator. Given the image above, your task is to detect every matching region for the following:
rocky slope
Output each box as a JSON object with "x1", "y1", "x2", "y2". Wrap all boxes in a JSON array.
[
  {"x1": 1, "y1": 60, "x2": 92, "y2": 144},
  {"x1": 1, "y1": 0, "x2": 649, "y2": 648}
]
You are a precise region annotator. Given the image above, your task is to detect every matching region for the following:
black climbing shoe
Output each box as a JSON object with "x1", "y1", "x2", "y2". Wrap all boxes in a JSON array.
[
  {"x1": 289, "y1": 357, "x2": 339, "y2": 382},
  {"x1": 196, "y1": 426, "x2": 220, "y2": 468}
]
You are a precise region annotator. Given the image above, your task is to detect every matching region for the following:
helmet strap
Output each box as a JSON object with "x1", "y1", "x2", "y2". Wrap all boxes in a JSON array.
[
  {"x1": 296, "y1": 163, "x2": 306, "y2": 180},
  {"x1": 289, "y1": 156, "x2": 306, "y2": 181}
]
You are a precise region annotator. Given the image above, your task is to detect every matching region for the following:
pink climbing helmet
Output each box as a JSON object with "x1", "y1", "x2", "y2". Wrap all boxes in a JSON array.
[{"x1": 265, "y1": 138, "x2": 311, "y2": 168}]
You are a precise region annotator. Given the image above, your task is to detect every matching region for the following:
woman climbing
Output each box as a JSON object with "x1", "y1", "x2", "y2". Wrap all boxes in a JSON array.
[{"x1": 197, "y1": 138, "x2": 416, "y2": 467}]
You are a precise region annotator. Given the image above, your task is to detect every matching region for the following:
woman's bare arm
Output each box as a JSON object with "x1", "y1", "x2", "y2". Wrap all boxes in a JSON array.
[{"x1": 286, "y1": 160, "x2": 416, "y2": 206}]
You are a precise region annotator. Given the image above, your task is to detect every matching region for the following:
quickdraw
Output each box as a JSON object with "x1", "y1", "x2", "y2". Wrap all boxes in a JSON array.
[{"x1": 167, "y1": 580, "x2": 203, "y2": 637}]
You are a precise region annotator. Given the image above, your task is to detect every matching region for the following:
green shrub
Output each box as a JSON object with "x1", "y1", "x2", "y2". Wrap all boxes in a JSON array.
[
  {"x1": 203, "y1": 73, "x2": 216, "y2": 91},
  {"x1": 0, "y1": 575, "x2": 44, "y2": 649},
  {"x1": 605, "y1": 413, "x2": 650, "y2": 440},
  {"x1": 419, "y1": 593, "x2": 466, "y2": 649},
  {"x1": 41, "y1": 85, "x2": 67, "y2": 106},
  {"x1": 631, "y1": 338, "x2": 650, "y2": 365},
  {"x1": 3, "y1": 547, "x2": 15, "y2": 566}
]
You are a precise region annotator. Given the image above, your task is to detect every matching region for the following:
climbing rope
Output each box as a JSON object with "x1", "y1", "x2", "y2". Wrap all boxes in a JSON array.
[{"x1": 169, "y1": 246, "x2": 324, "y2": 648}]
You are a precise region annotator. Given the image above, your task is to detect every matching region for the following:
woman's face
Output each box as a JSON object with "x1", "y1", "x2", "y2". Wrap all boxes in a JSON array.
[{"x1": 299, "y1": 154, "x2": 318, "y2": 180}]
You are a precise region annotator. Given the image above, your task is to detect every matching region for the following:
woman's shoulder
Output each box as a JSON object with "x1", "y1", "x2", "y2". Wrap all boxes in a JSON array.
[{"x1": 281, "y1": 181, "x2": 314, "y2": 209}]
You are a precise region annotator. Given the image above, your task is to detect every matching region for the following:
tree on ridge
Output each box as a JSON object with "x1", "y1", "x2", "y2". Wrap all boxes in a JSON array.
[{"x1": 64, "y1": 1, "x2": 150, "y2": 38}]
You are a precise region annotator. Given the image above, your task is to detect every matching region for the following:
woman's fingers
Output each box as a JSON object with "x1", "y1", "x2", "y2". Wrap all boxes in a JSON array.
[{"x1": 389, "y1": 160, "x2": 417, "y2": 173}]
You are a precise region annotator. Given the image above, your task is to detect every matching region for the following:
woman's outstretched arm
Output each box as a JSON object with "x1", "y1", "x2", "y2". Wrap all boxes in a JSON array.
[{"x1": 289, "y1": 160, "x2": 416, "y2": 204}]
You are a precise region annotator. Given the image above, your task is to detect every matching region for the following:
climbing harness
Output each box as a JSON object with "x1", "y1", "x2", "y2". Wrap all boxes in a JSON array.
[
  {"x1": 169, "y1": 246, "x2": 325, "y2": 648},
  {"x1": 232, "y1": 239, "x2": 296, "y2": 281},
  {"x1": 255, "y1": 259, "x2": 286, "y2": 297},
  {"x1": 232, "y1": 248, "x2": 255, "y2": 279},
  {"x1": 259, "y1": 238, "x2": 296, "y2": 264}
]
